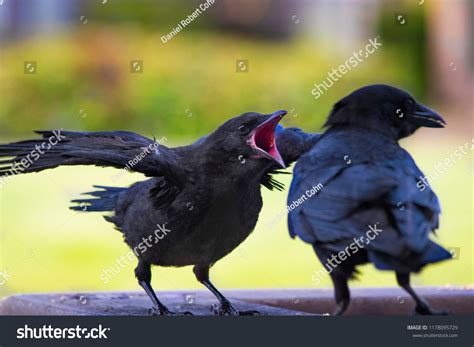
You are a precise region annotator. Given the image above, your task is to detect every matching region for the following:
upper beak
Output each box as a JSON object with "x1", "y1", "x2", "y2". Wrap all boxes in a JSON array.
[
  {"x1": 411, "y1": 104, "x2": 446, "y2": 128},
  {"x1": 250, "y1": 110, "x2": 287, "y2": 168}
]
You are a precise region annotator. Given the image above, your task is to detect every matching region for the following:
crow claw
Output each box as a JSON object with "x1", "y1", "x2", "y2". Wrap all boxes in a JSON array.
[
  {"x1": 149, "y1": 306, "x2": 194, "y2": 316},
  {"x1": 413, "y1": 305, "x2": 450, "y2": 316},
  {"x1": 211, "y1": 302, "x2": 260, "y2": 316}
]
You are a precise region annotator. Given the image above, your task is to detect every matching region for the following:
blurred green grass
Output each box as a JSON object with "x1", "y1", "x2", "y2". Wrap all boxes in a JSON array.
[
  {"x1": 0, "y1": 136, "x2": 472, "y2": 296},
  {"x1": 0, "y1": 27, "x2": 418, "y2": 137}
]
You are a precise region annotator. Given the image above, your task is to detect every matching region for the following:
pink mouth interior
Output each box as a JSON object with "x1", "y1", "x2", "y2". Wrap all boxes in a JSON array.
[{"x1": 251, "y1": 116, "x2": 283, "y2": 163}]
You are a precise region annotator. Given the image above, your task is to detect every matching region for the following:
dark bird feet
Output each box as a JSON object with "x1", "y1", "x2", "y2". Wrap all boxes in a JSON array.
[
  {"x1": 331, "y1": 301, "x2": 349, "y2": 316},
  {"x1": 414, "y1": 304, "x2": 449, "y2": 316},
  {"x1": 413, "y1": 302, "x2": 451, "y2": 316},
  {"x1": 149, "y1": 306, "x2": 193, "y2": 316},
  {"x1": 211, "y1": 302, "x2": 261, "y2": 316}
]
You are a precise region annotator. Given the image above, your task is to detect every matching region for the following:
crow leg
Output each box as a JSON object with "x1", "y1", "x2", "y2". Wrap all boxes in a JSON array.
[
  {"x1": 330, "y1": 271, "x2": 351, "y2": 316},
  {"x1": 396, "y1": 272, "x2": 448, "y2": 315},
  {"x1": 313, "y1": 244, "x2": 352, "y2": 316},
  {"x1": 135, "y1": 260, "x2": 192, "y2": 316},
  {"x1": 193, "y1": 265, "x2": 259, "y2": 316}
]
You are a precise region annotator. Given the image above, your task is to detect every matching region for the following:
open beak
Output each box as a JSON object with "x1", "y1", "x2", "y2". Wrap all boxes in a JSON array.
[
  {"x1": 411, "y1": 104, "x2": 446, "y2": 128},
  {"x1": 249, "y1": 110, "x2": 287, "y2": 168}
]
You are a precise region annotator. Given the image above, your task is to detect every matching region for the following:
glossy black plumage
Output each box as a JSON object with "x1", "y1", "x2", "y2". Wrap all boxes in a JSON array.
[
  {"x1": 285, "y1": 85, "x2": 451, "y2": 315},
  {"x1": 0, "y1": 110, "x2": 288, "y2": 315}
]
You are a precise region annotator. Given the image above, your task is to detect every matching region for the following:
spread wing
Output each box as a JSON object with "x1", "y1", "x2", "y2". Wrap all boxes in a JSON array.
[{"x1": 0, "y1": 130, "x2": 182, "y2": 180}]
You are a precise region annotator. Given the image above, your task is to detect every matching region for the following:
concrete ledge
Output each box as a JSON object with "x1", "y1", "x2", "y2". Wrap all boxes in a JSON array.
[
  {"x1": 0, "y1": 286, "x2": 472, "y2": 316},
  {"x1": 0, "y1": 291, "x2": 311, "y2": 316},
  {"x1": 225, "y1": 286, "x2": 474, "y2": 315}
]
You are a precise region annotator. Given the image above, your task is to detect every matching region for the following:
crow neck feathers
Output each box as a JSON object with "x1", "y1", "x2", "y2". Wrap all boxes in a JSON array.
[{"x1": 323, "y1": 97, "x2": 400, "y2": 141}]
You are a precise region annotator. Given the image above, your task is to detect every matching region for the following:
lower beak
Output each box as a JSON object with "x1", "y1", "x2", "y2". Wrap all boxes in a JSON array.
[
  {"x1": 268, "y1": 145, "x2": 286, "y2": 169},
  {"x1": 250, "y1": 110, "x2": 287, "y2": 168},
  {"x1": 411, "y1": 104, "x2": 446, "y2": 128}
]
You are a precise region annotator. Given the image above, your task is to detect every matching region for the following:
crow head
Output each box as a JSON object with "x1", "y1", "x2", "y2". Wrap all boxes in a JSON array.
[
  {"x1": 203, "y1": 110, "x2": 287, "y2": 171},
  {"x1": 324, "y1": 84, "x2": 446, "y2": 140}
]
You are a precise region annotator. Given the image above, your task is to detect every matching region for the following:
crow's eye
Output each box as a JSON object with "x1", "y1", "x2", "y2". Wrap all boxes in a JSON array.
[{"x1": 238, "y1": 125, "x2": 249, "y2": 134}]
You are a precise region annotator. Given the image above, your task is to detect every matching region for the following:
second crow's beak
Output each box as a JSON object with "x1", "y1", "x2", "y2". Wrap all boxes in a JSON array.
[
  {"x1": 250, "y1": 110, "x2": 287, "y2": 168},
  {"x1": 411, "y1": 104, "x2": 446, "y2": 128}
]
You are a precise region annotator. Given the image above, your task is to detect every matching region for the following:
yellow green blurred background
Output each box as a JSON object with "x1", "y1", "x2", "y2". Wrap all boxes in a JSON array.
[{"x1": 0, "y1": 0, "x2": 472, "y2": 296}]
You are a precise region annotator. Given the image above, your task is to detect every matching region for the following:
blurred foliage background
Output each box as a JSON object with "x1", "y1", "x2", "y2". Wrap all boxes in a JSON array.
[
  {"x1": 0, "y1": 0, "x2": 434, "y2": 137},
  {"x1": 0, "y1": 0, "x2": 472, "y2": 297}
]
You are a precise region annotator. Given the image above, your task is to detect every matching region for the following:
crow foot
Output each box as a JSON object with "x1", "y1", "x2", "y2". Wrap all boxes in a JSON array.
[
  {"x1": 413, "y1": 303, "x2": 449, "y2": 316},
  {"x1": 148, "y1": 306, "x2": 193, "y2": 316},
  {"x1": 210, "y1": 302, "x2": 260, "y2": 316}
]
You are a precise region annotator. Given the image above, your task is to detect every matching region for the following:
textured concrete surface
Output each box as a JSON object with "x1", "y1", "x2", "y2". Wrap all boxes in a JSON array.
[
  {"x1": 0, "y1": 286, "x2": 472, "y2": 316},
  {"x1": 0, "y1": 291, "x2": 311, "y2": 316},
  {"x1": 225, "y1": 286, "x2": 474, "y2": 315}
]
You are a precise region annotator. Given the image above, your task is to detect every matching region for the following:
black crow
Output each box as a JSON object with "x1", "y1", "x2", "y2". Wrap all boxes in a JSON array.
[
  {"x1": 0, "y1": 110, "x2": 288, "y2": 315},
  {"x1": 286, "y1": 85, "x2": 451, "y2": 315}
]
